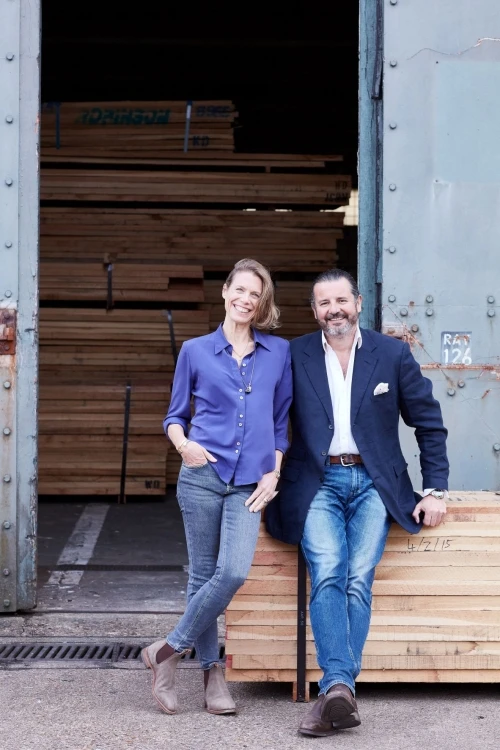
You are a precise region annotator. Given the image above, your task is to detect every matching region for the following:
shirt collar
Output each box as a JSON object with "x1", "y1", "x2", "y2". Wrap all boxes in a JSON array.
[
  {"x1": 322, "y1": 326, "x2": 362, "y2": 353},
  {"x1": 214, "y1": 323, "x2": 271, "y2": 354}
]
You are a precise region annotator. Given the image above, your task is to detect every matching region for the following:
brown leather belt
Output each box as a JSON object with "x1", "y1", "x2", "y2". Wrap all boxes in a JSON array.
[{"x1": 328, "y1": 454, "x2": 364, "y2": 466}]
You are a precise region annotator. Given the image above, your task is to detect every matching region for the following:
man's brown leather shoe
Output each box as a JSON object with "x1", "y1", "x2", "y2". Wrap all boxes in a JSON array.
[
  {"x1": 298, "y1": 694, "x2": 361, "y2": 737},
  {"x1": 320, "y1": 683, "x2": 358, "y2": 724}
]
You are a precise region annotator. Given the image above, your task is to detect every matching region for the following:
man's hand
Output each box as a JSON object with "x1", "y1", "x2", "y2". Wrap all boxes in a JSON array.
[{"x1": 412, "y1": 494, "x2": 447, "y2": 527}]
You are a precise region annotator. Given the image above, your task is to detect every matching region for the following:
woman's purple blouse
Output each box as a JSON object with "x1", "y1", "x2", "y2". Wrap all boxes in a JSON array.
[{"x1": 164, "y1": 324, "x2": 293, "y2": 485}]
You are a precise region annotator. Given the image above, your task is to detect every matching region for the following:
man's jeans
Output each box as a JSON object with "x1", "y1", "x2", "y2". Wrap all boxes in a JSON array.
[
  {"x1": 166, "y1": 462, "x2": 260, "y2": 669},
  {"x1": 301, "y1": 463, "x2": 391, "y2": 696}
]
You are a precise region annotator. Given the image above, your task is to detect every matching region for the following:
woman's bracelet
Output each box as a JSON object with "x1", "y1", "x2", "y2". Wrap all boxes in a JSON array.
[
  {"x1": 176, "y1": 438, "x2": 191, "y2": 454},
  {"x1": 273, "y1": 469, "x2": 281, "y2": 480}
]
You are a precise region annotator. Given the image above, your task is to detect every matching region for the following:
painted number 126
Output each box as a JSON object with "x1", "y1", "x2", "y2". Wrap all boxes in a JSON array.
[{"x1": 442, "y1": 347, "x2": 471, "y2": 365}]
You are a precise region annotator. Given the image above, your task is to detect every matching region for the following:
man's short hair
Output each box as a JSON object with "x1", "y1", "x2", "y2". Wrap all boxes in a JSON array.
[{"x1": 310, "y1": 269, "x2": 360, "y2": 305}]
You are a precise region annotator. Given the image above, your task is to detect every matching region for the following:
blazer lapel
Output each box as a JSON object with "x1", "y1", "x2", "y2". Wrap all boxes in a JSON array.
[
  {"x1": 351, "y1": 329, "x2": 378, "y2": 424},
  {"x1": 302, "y1": 332, "x2": 334, "y2": 425}
]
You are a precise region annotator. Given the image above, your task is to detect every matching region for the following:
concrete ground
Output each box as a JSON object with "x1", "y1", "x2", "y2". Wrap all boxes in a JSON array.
[
  {"x1": 1, "y1": 670, "x2": 499, "y2": 750},
  {"x1": 1, "y1": 500, "x2": 499, "y2": 750}
]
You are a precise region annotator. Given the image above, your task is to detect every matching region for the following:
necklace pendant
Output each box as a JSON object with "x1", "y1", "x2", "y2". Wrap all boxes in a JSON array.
[{"x1": 245, "y1": 385, "x2": 252, "y2": 394}]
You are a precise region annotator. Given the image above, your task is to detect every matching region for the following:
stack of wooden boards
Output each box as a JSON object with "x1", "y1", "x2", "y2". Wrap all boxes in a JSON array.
[
  {"x1": 40, "y1": 169, "x2": 351, "y2": 206},
  {"x1": 226, "y1": 494, "x2": 500, "y2": 692},
  {"x1": 41, "y1": 101, "x2": 237, "y2": 160},
  {"x1": 40, "y1": 208, "x2": 343, "y2": 272},
  {"x1": 39, "y1": 99, "x2": 350, "y2": 496},
  {"x1": 38, "y1": 308, "x2": 210, "y2": 496},
  {"x1": 40, "y1": 262, "x2": 204, "y2": 304}
]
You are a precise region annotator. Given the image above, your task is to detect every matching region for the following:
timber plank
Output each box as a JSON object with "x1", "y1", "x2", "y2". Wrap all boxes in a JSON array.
[{"x1": 227, "y1": 509, "x2": 500, "y2": 685}]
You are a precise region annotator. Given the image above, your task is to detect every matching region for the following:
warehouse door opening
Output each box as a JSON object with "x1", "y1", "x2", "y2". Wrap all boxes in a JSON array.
[{"x1": 37, "y1": 1, "x2": 360, "y2": 608}]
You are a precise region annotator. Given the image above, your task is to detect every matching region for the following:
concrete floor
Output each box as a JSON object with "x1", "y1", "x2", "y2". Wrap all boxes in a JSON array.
[
  {"x1": 1, "y1": 670, "x2": 499, "y2": 750},
  {"x1": 1, "y1": 499, "x2": 500, "y2": 749},
  {"x1": 37, "y1": 497, "x2": 189, "y2": 613}
]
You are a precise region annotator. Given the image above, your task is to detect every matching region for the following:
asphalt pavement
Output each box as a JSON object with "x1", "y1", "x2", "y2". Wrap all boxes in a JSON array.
[{"x1": 1, "y1": 668, "x2": 499, "y2": 750}]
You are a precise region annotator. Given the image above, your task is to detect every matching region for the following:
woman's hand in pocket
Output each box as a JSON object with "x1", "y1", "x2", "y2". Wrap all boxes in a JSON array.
[{"x1": 182, "y1": 441, "x2": 217, "y2": 468}]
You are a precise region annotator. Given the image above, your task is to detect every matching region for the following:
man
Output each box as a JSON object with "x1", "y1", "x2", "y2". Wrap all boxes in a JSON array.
[{"x1": 266, "y1": 269, "x2": 449, "y2": 738}]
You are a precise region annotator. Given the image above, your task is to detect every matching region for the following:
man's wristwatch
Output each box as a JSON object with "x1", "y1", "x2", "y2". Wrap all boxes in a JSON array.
[{"x1": 430, "y1": 489, "x2": 446, "y2": 500}]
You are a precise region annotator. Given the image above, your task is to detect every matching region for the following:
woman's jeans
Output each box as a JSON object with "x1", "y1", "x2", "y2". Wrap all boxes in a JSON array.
[
  {"x1": 301, "y1": 463, "x2": 391, "y2": 696},
  {"x1": 166, "y1": 462, "x2": 260, "y2": 669}
]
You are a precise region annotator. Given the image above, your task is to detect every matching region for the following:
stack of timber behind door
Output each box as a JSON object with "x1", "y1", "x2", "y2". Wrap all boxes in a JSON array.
[
  {"x1": 40, "y1": 208, "x2": 343, "y2": 274},
  {"x1": 40, "y1": 262, "x2": 204, "y2": 304},
  {"x1": 39, "y1": 100, "x2": 350, "y2": 494},
  {"x1": 38, "y1": 382, "x2": 170, "y2": 496},
  {"x1": 41, "y1": 101, "x2": 237, "y2": 160},
  {"x1": 38, "y1": 309, "x2": 210, "y2": 496},
  {"x1": 226, "y1": 494, "x2": 500, "y2": 687},
  {"x1": 41, "y1": 169, "x2": 351, "y2": 206}
]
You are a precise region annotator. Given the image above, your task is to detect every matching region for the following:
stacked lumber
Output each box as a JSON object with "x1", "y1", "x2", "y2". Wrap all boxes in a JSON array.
[
  {"x1": 41, "y1": 101, "x2": 237, "y2": 159},
  {"x1": 41, "y1": 169, "x2": 352, "y2": 206},
  {"x1": 40, "y1": 262, "x2": 203, "y2": 303},
  {"x1": 39, "y1": 99, "x2": 351, "y2": 494},
  {"x1": 42, "y1": 153, "x2": 343, "y2": 170},
  {"x1": 226, "y1": 494, "x2": 500, "y2": 690},
  {"x1": 38, "y1": 383, "x2": 170, "y2": 496},
  {"x1": 40, "y1": 208, "x2": 343, "y2": 273},
  {"x1": 38, "y1": 309, "x2": 209, "y2": 496},
  {"x1": 39, "y1": 308, "x2": 209, "y2": 377}
]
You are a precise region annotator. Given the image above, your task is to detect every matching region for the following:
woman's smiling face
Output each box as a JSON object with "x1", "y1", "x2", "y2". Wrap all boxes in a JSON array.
[{"x1": 222, "y1": 271, "x2": 263, "y2": 326}]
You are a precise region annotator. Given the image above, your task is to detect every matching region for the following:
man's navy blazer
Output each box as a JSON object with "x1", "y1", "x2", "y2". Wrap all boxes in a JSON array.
[{"x1": 265, "y1": 328, "x2": 449, "y2": 545}]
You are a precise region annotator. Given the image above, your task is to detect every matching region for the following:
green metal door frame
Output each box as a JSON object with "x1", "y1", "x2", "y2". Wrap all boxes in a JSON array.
[
  {"x1": 358, "y1": 0, "x2": 383, "y2": 331},
  {"x1": 0, "y1": 0, "x2": 40, "y2": 612}
]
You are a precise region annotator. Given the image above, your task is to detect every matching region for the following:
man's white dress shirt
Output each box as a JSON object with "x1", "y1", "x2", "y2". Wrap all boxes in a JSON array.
[
  {"x1": 322, "y1": 327, "x2": 438, "y2": 496},
  {"x1": 323, "y1": 327, "x2": 362, "y2": 456}
]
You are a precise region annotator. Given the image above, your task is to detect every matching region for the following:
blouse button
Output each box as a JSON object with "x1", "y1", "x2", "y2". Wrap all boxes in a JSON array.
[
  {"x1": 239, "y1": 423, "x2": 243, "y2": 427},
  {"x1": 239, "y1": 414, "x2": 243, "y2": 418},
  {"x1": 243, "y1": 363, "x2": 247, "y2": 367},
  {"x1": 237, "y1": 442, "x2": 241, "y2": 446},
  {"x1": 239, "y1": 396, "x2": 243, "y2": 400},
  {"x1": 235, "y1": 450, "x2": 239, "y2": 454}
]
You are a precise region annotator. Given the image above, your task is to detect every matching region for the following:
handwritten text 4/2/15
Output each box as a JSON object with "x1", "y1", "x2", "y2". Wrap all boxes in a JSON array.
[{"x1": 406, "y1": 537, "x2": 454, "y2": 553}]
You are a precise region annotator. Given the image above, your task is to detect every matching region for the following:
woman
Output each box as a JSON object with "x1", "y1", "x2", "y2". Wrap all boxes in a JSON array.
[{"x1": 142, "y1": 258, "x2": 292, "y2": 716}]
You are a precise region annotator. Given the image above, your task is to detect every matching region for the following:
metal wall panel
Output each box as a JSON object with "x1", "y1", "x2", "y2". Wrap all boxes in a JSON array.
[
  {"x1": 382, "y1": 0, "x2": 500, "y2": 490},
  {"x1": 0, "y1": 0, "x2": 40, "y2": 611}
]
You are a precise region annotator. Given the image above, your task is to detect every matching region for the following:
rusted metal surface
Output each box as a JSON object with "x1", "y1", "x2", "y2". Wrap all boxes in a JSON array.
[
  {"x1": 0, "y1": 310, "x2": 17, "y2": 355},
  {"x1": 0, "y1": 345, "x2": 17, "y2": 611}
]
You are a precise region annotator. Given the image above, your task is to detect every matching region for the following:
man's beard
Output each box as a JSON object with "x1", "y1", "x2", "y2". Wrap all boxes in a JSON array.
[{"x1": 321, "y1": 313, "x2": 358, "y2": 338}]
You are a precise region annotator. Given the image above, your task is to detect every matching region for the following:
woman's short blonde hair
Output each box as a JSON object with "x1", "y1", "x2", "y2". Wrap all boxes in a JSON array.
[{"x1": 224, "y1": 258, "x2": 280, "y2": 331}]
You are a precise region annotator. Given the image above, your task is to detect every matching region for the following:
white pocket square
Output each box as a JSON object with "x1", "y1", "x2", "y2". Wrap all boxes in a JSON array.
[{"x1": 373, "y1": 382, "x2": 389, "y2": 396}]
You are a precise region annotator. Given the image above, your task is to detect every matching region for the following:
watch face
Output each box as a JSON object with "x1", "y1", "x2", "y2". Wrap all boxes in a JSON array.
[{"x1": 432, "y1": 490, "x2": 445, "y2": 498}]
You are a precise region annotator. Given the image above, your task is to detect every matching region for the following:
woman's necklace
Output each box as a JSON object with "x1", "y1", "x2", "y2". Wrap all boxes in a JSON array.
[
  {"x1": 239, "y1": 348, "x2": 256, "y2": 394},
  {"x1": 231, "y1": 339, "x2": 252, "y2": 362},
  {"x1": 224, "y1": 329, "x2": 256, "y2": 393}
]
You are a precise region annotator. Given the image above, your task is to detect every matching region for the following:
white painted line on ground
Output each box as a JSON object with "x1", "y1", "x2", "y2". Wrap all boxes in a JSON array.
[{"x1": 47, "y1": 504, "x2": 110, "y2": 586}]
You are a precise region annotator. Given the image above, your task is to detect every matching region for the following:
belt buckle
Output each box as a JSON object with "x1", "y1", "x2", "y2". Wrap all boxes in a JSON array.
[{"x1": 340, "y1": 454, "x2": 355, "y2": 467}]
